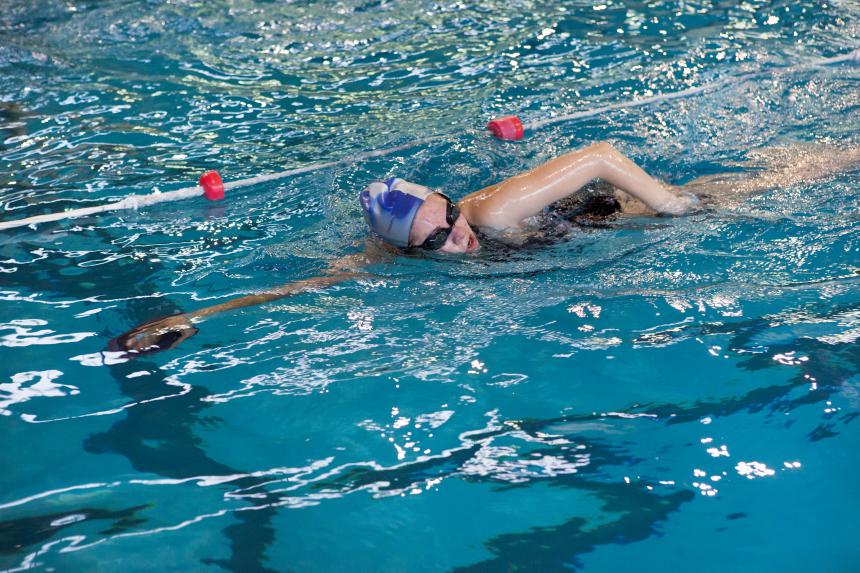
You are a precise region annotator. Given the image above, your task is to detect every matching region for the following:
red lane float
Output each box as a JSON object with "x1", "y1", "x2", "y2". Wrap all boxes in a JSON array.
[
  {"x1": 7, "y1": 47, "x2": 858, "y2": 232},
  {"x1": 486, "y1": 115, "x2": 524, "y2": 141},
  {"x1": 199, "y1": 170, "x2": 225, "y2": 201}
]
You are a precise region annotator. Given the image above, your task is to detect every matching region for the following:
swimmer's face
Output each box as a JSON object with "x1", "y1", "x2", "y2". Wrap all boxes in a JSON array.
[{"x1": 409, "y1": 193, "x2": 480, "y2": 254}]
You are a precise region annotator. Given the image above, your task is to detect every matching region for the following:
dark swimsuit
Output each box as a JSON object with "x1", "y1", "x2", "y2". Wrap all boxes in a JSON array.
[{"x1": 474, "y1": 182, "x2": 623, "y2": 257}]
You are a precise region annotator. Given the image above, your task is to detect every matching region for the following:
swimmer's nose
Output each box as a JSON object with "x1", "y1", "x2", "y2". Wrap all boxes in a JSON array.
[{"x1": 452, "y1": 229, "x2": 471, "y2": 248}]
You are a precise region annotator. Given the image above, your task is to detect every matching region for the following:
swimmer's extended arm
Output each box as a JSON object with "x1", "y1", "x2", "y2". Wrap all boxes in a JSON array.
[
  {"x1": 110, "y1": 250, "x2": 380, "y2": 356},
  {"x1": 187, "y1": 271, "x2": 365, "y2": 320},
  {"x1": 187, "y1": 252, "x2": 375, "y2": 320},
  {"x1": 459, "y1": 141, "x2": 694, "y2": 228}
]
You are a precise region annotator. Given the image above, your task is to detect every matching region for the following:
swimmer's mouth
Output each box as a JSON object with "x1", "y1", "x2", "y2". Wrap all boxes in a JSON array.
[{"x1": 468, "y1": 234, "x2": 478, "y2": 251}]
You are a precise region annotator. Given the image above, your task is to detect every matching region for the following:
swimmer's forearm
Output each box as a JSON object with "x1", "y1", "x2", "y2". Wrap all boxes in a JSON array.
[
  {"x1": 110, "y1": 271, "x2": 362, "y2": 357},
  {"x1": 113, "y1": 253, "x2": 378, "y2": 356},
  {"x1": 186, "y1": 271, "x2": 365, "y2": 321},
  {"x1": 185, "y1": 251, "x2": 378, "y2": 321},
  {"x1": 585, "y1": 143, "x2": 684, "y2": 213}
]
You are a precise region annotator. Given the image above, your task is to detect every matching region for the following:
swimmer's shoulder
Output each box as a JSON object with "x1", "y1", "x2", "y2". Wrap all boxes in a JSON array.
[{"x1": 458, "y1": 182, "x2": 528, "y2": 230}]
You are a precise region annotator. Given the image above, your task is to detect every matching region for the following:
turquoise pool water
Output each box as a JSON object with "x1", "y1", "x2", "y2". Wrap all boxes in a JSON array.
[{"x1": 2, "y1": 1, "x2": 859, "y2": 571}]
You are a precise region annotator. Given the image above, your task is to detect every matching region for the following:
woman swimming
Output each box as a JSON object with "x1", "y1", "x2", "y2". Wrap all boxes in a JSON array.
[{"x1": 110, "y1": 141, "x2": 860, "y2": 355}]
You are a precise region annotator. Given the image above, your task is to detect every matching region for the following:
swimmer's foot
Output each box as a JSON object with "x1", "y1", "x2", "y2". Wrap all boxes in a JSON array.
[{"x1": 108, "y1": 314, "x2": 198, "y2": 358}]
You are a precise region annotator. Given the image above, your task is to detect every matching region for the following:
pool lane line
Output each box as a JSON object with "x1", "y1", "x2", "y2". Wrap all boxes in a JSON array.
[
  {"x1": 524, "y1": 48, "x2": 860, "y2": 132},
  {"x1": 0, "y1": 48, "x2": 856, "y2": 233},
  {"x1": 0, "y1": 133, "x2": 454, "y2": 232}
]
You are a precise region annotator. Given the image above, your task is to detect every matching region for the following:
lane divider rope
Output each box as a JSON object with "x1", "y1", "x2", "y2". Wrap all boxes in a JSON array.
[{"x1": 1, "y1": 48, "x2": 856, "y2": 232}]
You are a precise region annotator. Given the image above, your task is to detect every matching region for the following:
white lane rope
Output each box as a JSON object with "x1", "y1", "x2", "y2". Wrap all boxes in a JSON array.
[
  {"x1": 525, "y1": 48, "x2": 860, "y2": 131},
  {"x1": 1, "y1": 48, "x2": 857, "y2": 232},
  {"x1": 0, "y1": 134, "x2": 452, "y2": 232}
]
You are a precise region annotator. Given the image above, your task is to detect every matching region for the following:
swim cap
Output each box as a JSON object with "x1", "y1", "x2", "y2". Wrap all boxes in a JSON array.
[{"x1": 359, "y1": 178, "x2": 435, "y2": 247}]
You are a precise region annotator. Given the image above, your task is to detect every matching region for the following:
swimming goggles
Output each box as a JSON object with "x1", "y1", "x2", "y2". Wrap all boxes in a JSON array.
[{"x1": 416, "y1": 196, "x2": 460, "y2": 250}]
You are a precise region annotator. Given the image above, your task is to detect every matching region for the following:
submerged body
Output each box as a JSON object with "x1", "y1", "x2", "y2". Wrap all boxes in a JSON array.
[{"x1": 111, "y1": 141, "x2": 860, "y2": 355}]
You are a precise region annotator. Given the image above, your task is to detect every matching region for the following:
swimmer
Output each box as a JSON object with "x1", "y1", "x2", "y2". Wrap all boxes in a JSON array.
[{"x1": 110, "y1": 141, "x2": 860, "y2": 356}]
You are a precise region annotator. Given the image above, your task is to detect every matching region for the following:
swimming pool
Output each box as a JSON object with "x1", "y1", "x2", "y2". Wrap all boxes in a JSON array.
[{"x1": 1, "y1": 0, "x2": 859, "y2": 571}]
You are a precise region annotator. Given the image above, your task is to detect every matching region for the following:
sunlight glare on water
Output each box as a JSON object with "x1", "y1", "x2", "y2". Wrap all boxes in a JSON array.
[{"x1": 1, "y1": 0, "x2": 860, "y2": 571}]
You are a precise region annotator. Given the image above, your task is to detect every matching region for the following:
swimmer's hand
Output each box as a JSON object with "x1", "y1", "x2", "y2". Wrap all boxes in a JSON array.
[
  {"x1": 656, "y1": 189, "x2": 701, "y2": 216},
  {"x1": 108, "y1": 314, "x2": 198, "y2": 357},
  {"x1": 614, "y1": 185, "x2": 700, "y2": 216}
]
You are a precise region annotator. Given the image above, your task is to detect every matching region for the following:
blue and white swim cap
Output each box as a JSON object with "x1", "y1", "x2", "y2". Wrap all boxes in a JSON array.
[{"x1": 359, "y1": 178, "x2": 435, "y2": 247}]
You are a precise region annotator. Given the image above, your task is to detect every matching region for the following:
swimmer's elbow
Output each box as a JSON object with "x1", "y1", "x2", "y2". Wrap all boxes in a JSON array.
[{"x1": 586, "y1": 141, "x2": 618, "y2": 157}]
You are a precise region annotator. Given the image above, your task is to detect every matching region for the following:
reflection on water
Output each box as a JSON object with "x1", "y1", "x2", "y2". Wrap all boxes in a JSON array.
[{"x1": 1, "y1": 0, "x2": 860, "y2": 571}]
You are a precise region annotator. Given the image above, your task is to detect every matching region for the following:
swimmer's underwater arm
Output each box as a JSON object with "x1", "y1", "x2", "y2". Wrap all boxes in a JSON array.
[
  {"x1": 111, "y1": 249, "x2": 385, "y2": 356},
  {"x1": 187, "y1": 263, "x2": 371, "y2": 321},
  {"x1": 459, "y1": 141, "x2": 693, "y2": 228},
  {"x1": 188, "y1": 248, "x2": 378, "y2": 318}
]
